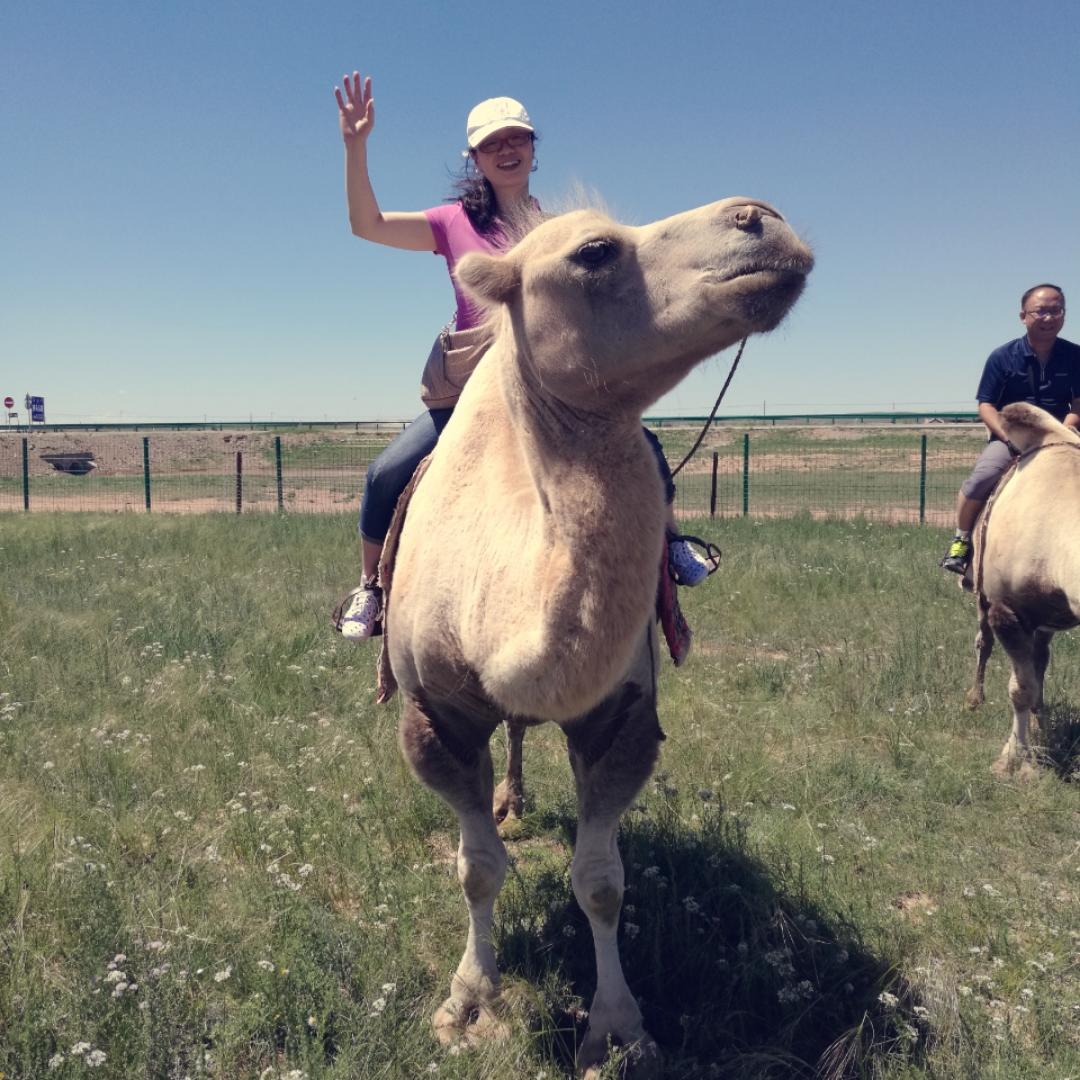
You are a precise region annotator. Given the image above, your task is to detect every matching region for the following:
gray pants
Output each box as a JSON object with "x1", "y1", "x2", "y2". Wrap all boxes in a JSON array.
[{"x1": 960, "y1": 439, "x2": 1015, "y2": 502}]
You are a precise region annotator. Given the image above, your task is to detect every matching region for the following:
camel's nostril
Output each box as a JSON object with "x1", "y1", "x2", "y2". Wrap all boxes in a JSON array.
[{"x1": 734, "y1": 205, "x2": 762, "y2": 231}]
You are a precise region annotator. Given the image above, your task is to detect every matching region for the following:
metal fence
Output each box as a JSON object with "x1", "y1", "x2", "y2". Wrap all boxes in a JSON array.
[{"x1": 0, "y1": 422, "x2": 986, "y2": 526}]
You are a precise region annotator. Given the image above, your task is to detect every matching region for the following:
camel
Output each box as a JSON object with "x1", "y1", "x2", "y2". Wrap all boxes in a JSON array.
[
  {"x1": 383, "y1": 197, "x2": 813, "y2": 1074},
  {"x1": 965, "y1": 402, "x2": 1080, "y2": 776}
]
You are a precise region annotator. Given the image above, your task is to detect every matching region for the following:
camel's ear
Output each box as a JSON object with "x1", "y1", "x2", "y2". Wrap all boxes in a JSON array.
[{"x1": 456, "y1": 251, "x2": 521, "y2": 306}]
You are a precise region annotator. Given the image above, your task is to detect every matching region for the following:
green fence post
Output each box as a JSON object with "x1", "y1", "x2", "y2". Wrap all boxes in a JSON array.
[
  {"x1": 742, "y1": 432, "x2": 750, "y2": 517},
  {"x1": 143, "y1": 437, "x2": 152, "y2": 511},
  {"x1": 22, "y1": 437, "x2": 29, "y2": 510},
  {"x1": 235, "y1": 451, "x2": 243, "y2": 514},
  {"x1": 275, "y1": 435, "x2": 284, "y2": 511},
  {"x1": 918, "y1": 433, "x2": 927, "y2": 524},
  {"x1": 710, "y1": 451, "x2": 718, "y2": 517}
]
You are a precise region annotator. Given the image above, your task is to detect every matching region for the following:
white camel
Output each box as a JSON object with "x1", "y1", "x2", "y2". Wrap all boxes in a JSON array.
[
  {"x1": 382, "y1": 196, "x2": 813, "y2": 1074},
  {"x1": 965, "y1": 402, "x2": 1080, "y2": 775}
]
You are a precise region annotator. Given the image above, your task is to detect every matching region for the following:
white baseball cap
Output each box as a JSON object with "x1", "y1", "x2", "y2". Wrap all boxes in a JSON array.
[{"x1": 466, "y1": 96, "x2": 534, "y2": 149}]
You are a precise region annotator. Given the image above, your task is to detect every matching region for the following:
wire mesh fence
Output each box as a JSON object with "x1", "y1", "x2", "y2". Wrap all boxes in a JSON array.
[{"x1": 0, "y1": 423, "x2": 986, "y2": 526}]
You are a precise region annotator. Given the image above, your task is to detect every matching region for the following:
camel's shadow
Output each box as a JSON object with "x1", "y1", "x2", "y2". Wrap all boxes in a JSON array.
[
  {"x1": 1035, "y1": 702, "x2": 1080, "y2": 780},
  {"x1": 496, "y1": 793, "x2": 920, "y2": 1079}
]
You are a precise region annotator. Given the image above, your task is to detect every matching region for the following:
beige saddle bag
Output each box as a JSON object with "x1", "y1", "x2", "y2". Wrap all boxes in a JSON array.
[{"x1": 419, "y1": 324, "x2": 493, "y2": 409}]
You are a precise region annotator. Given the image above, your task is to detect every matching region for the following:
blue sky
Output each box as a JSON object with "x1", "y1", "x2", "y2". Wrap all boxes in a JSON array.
[{"x1": 2, "y1": 0, "x2": 1078, "y2": 423}]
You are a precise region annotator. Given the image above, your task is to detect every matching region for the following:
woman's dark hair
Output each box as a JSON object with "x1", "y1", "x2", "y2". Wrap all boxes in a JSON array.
[{"x1": 449, "y1": 134, "x2": 537, "y2": 235}]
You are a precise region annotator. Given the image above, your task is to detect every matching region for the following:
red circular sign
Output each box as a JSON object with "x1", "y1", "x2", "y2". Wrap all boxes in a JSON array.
[{"x1": 2, "y1": 397, "x2": 12, "y2": 409}]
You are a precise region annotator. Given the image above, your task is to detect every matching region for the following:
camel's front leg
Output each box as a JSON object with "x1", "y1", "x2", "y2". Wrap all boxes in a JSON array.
[
  {"x1": 988, "y1": 604, "x2": 1040, "y2": 777},
  {"x1": 398, "y1": 696, "x2": 509, "y2": 1044},
  {"x1": 965, "y1": 593, "x2": 994, "y2": 709},
  {"x1": 434, "y1": 806, "x2": 510, "y2": 1044},
  {"x1": 564, "y1": 677, "x2": 664, "y2": 1078},
  {"x1": 493, "y1": 718, "x2": 526, "y2": 832}
]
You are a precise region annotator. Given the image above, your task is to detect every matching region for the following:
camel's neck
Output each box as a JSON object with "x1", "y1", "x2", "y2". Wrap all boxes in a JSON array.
[
  {"x1": 408, "y1": 332, "x2": 667, "y2": 721},
  {"x1": 499, "y1": 341, "x2": 660, "y2": 537}
]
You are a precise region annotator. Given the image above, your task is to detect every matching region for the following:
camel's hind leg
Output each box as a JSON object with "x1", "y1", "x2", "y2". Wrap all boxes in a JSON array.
[
  {"x1": 987, "y1": 604, "x2": 1043, "y2": 777},
  {"x1": 965, "y1": 592, "x2": 994, "y2": 709},
  {"x1": 493, "y1": 718, "x2": 526, "y2": 833},
  {"x1": 1032, "y1": 629, "x2": 1052, "y2": 715},
  {"x1": 563, "y1": 670, "x2": 665, "y2": 1078},
  {"x1": 398, "y1": 695, "x2": 509, "y2": 1045}
]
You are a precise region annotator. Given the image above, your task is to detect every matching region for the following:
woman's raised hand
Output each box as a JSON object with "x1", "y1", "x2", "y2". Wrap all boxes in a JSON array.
[{"x1": 335, "y1": 72, "x2": 374, "y2": 144}]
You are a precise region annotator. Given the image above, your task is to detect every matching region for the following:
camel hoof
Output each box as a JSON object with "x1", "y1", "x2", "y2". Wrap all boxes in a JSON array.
[
  {"x1": 580, "y1": 1034, "x2": 661, "y2": 1079},
  {"x1": 1016, "y1": 760, "x2": 1040, "y2": 782},
  {"x1": 492, "y1": 782, "x2": 524, "y2": 827},
  {"x1": 433, "y1": 998, "x2": 509, "y2": 1047},
  {"x1": 992, "y1": 749, "x2": 1039, "y2": 780},
  {"x1": 964, "y1": 688, "x2": 983, "y2": 710}
]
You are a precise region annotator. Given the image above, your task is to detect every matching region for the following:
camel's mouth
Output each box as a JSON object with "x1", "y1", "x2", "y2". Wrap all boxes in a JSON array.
[{"x1": 707, "y1": 255, "x2": 814, "y2": 284}]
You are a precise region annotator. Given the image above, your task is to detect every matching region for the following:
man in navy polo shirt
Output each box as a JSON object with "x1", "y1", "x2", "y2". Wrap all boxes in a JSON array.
[{"x1": 941, "y1": 284, "x2": 1080, "y2": 574}]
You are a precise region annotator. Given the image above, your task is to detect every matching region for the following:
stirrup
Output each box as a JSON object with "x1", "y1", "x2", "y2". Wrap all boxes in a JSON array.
[
  {"x1": 668, "y1": 532, "x2": 722, "y2": 584},
  {"x1": 330, "y1": 577, "x2": 384, "y2": 638}
]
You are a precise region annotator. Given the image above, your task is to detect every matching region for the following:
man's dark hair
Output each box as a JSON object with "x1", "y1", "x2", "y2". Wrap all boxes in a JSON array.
[{"x1": 1021, "y1": 283, "x2": 1065, "y2": 310}]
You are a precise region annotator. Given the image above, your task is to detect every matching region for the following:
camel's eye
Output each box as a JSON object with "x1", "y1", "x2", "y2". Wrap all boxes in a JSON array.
[{"x1": 572, "y1": 239, "x2": 619, "y2": 269}]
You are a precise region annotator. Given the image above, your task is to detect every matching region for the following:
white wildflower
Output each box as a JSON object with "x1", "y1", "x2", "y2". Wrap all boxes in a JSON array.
[{"x1": 214, "y1": 965, "x2": 232, "y2": 983}]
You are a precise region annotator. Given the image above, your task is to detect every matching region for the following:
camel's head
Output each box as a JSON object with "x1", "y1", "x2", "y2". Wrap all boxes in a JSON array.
[{"x1": 456, "y1": 197, "x2": 813, "y2": 413}]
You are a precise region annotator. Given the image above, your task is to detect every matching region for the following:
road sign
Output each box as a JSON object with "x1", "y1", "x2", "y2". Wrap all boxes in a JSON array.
[
  {"x1": 27, "y1": 395, "x2": 45, "y2": 423},
  {"x1": 2, "y1": 397, "x2": 12, "y2": 409}
]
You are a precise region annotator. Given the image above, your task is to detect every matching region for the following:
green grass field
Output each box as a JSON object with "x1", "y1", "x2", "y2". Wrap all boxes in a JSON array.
[{"x1": 0, "y1": 513, "x2": 1077, "y2": 1078}]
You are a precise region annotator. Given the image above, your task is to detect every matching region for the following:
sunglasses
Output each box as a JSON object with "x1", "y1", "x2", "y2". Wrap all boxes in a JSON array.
[{"x1": 474, "y1": 131, "x2": 533, "y2": 155}]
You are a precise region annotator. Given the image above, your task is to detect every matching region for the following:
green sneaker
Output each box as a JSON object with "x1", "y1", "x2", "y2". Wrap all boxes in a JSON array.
[{"x1": 940, "y1": 537, "x2": 971, "y2": 574}]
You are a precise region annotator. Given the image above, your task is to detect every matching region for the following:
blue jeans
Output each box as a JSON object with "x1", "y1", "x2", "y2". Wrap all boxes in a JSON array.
[{"x1": 359, "y1": 410, "x2": 676, "y2": 543}]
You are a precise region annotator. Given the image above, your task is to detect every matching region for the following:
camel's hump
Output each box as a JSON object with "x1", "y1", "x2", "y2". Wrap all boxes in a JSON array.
[{"x1": 1001, "y1": 402, "x2": 1080, "y2": 445}]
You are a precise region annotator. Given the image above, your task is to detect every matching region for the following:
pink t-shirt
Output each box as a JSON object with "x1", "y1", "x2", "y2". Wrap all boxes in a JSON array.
[{"x1": 424, "y1": 203, "x2": 507, "y2": 330}]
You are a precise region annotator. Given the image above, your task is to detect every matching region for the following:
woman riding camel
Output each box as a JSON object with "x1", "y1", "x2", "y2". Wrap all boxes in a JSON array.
[{"x1": 332, "y1": 72, "x2": 715, "y2": 639}]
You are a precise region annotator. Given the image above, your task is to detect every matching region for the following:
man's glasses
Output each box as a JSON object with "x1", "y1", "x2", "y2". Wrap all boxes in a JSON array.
[
  {"x1": 1024, "y1": 306, "x2": 1065, "y2": 320},
  {"x1": 475, "y1": 131, "x2": 533, "y2": 155}
]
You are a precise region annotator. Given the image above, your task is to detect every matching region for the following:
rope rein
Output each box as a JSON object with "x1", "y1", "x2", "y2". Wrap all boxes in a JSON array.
[
  {"x1": 1016, "y1": 438, "x2": 1080, "y2": 462},
  {"x1": 669, "y1": 337, "x2": 748, "y2": 477}
]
